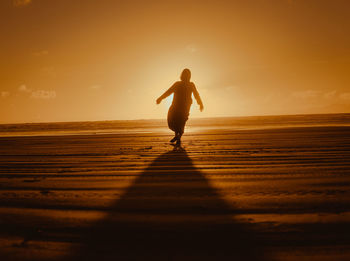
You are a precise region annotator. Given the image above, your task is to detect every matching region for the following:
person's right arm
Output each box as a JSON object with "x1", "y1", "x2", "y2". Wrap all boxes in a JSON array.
[{"x1": 156, "y1": 82, "x2": 178, "y2": 104}]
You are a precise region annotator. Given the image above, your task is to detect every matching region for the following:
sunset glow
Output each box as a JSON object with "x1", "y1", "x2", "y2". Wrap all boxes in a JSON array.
[{"x1": 1, "y1": 0, "x2": 350, "y2": 123}]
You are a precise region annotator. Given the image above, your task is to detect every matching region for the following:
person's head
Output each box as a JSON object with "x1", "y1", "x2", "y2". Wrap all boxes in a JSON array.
[{"x1": 180, "y1": 68, "x2": 191, "y2": 82}]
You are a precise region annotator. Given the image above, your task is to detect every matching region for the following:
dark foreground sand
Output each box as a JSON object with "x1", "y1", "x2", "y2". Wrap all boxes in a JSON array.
[{"x1": 0, "y1": 126, "x2": 350, "y2": 260}]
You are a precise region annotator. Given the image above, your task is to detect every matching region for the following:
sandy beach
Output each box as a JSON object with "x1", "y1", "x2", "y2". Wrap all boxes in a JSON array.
[{"x1": 0, "y1": 119, "x2": 350, "y2": 260}]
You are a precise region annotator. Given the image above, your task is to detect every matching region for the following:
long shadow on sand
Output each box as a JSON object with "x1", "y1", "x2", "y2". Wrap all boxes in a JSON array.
[{"x1": 68, "y1": 147, "x2": 269, "y2": 260}]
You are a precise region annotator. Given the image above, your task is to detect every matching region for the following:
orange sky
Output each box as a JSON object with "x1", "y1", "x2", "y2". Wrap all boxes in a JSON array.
[{"x1": 1, "y1": 0, "x2": 350, "y2": 123}]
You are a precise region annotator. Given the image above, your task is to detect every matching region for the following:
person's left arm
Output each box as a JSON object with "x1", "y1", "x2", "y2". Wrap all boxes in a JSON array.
[{"x1": 192, "y1": 83, "x2": 204, "y2": 111}]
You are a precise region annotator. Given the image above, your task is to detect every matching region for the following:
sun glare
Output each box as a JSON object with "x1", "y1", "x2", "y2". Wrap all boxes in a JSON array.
[{"x1": 134, "y1": 49, "x2": 217, "y2": 119}]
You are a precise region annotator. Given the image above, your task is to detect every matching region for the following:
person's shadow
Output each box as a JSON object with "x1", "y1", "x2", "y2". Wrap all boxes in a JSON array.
[{"x1": 67, "y1": 147, "x2": 269, "y2": 260}]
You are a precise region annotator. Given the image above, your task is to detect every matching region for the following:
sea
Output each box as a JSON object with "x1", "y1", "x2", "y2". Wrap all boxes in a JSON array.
[{"x1": 0, "y1": 113, "x2": 349, "y2": 137}]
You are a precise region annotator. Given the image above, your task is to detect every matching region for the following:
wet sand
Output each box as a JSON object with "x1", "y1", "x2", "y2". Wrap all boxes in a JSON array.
[{"x1": 0, "y1": 126, "x2": 350, "y2": 260}]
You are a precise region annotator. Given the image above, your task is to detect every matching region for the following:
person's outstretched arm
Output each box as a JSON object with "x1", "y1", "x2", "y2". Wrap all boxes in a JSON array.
[
  {"x1": 156, "y1": 82, "x2": 177, "y2": 104},
  {"x1": 192, "y1": 83, "x2": 204, "y2": 111}
]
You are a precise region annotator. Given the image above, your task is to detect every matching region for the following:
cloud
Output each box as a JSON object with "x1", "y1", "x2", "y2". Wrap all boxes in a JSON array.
[
  {"x1": 291, "y1": 89, "x2": 350, "y2": 105},
  {"x1": 13, "y1": 0, "x2": 32, "y2": 7},
  {"x1": 323, "y1": 90, "x2": 337, "y2": 99},
  {"x1": 18, "y1": 84, "x2": 31, "y2": 93},
  {"x1": 33, "y1": 50, "x2": 49, "y2": 56},
  {"x1": 31, "y1": 90, "x2": 56, "y2": 99},
  {"x1": 90, "y1": 85, "x2": 102, "y2": 90},
  {"x1": 1, "y1": 91, "x2": 10, "y2": 98},
  {"x1": 18, "y1": 84, "x2": 56, "y2": 99},
  {"x1": 42, "y1": 66, "x2": 57, "y2": 77},
  {"x1": 339, "y1": 92, "x2": 350, "y2": 101},
  {"x1": 292, "y1": 90, "x2": 320, "y2": 99}
]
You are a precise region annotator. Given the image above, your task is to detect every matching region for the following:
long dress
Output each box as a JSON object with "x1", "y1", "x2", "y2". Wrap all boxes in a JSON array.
[{"x1": 158, "y1": 81, "x2": 203, "y2": 135}]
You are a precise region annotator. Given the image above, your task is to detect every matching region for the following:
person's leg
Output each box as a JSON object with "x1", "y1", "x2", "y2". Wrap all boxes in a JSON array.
[
  {"x1": 176, "y1": 113, "x2": 188, "y2": 145},
  {"x1": 167, "y1": 106, "x2": 177, "y2": 142},
  {"x1": 170, "y1": 132, "x2": 178, "y2": 143},
  {"x1": 175, "y1": 130, "x2": 183, "y2": 146}
]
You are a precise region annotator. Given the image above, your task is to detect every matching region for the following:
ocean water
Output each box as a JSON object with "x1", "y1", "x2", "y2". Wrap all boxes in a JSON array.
[{"x1": 0, "y1": 113, "x2": 349, "y2": 137}]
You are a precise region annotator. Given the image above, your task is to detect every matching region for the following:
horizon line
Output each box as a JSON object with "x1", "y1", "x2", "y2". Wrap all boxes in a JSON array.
[{"x1": 1, "y1": 112, "x2": 350, "y2": 126}]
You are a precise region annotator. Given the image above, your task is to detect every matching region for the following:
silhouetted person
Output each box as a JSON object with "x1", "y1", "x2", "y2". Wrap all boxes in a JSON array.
[{"x1": 156, "y1": 68, "x2": 204, "y2": 145}]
